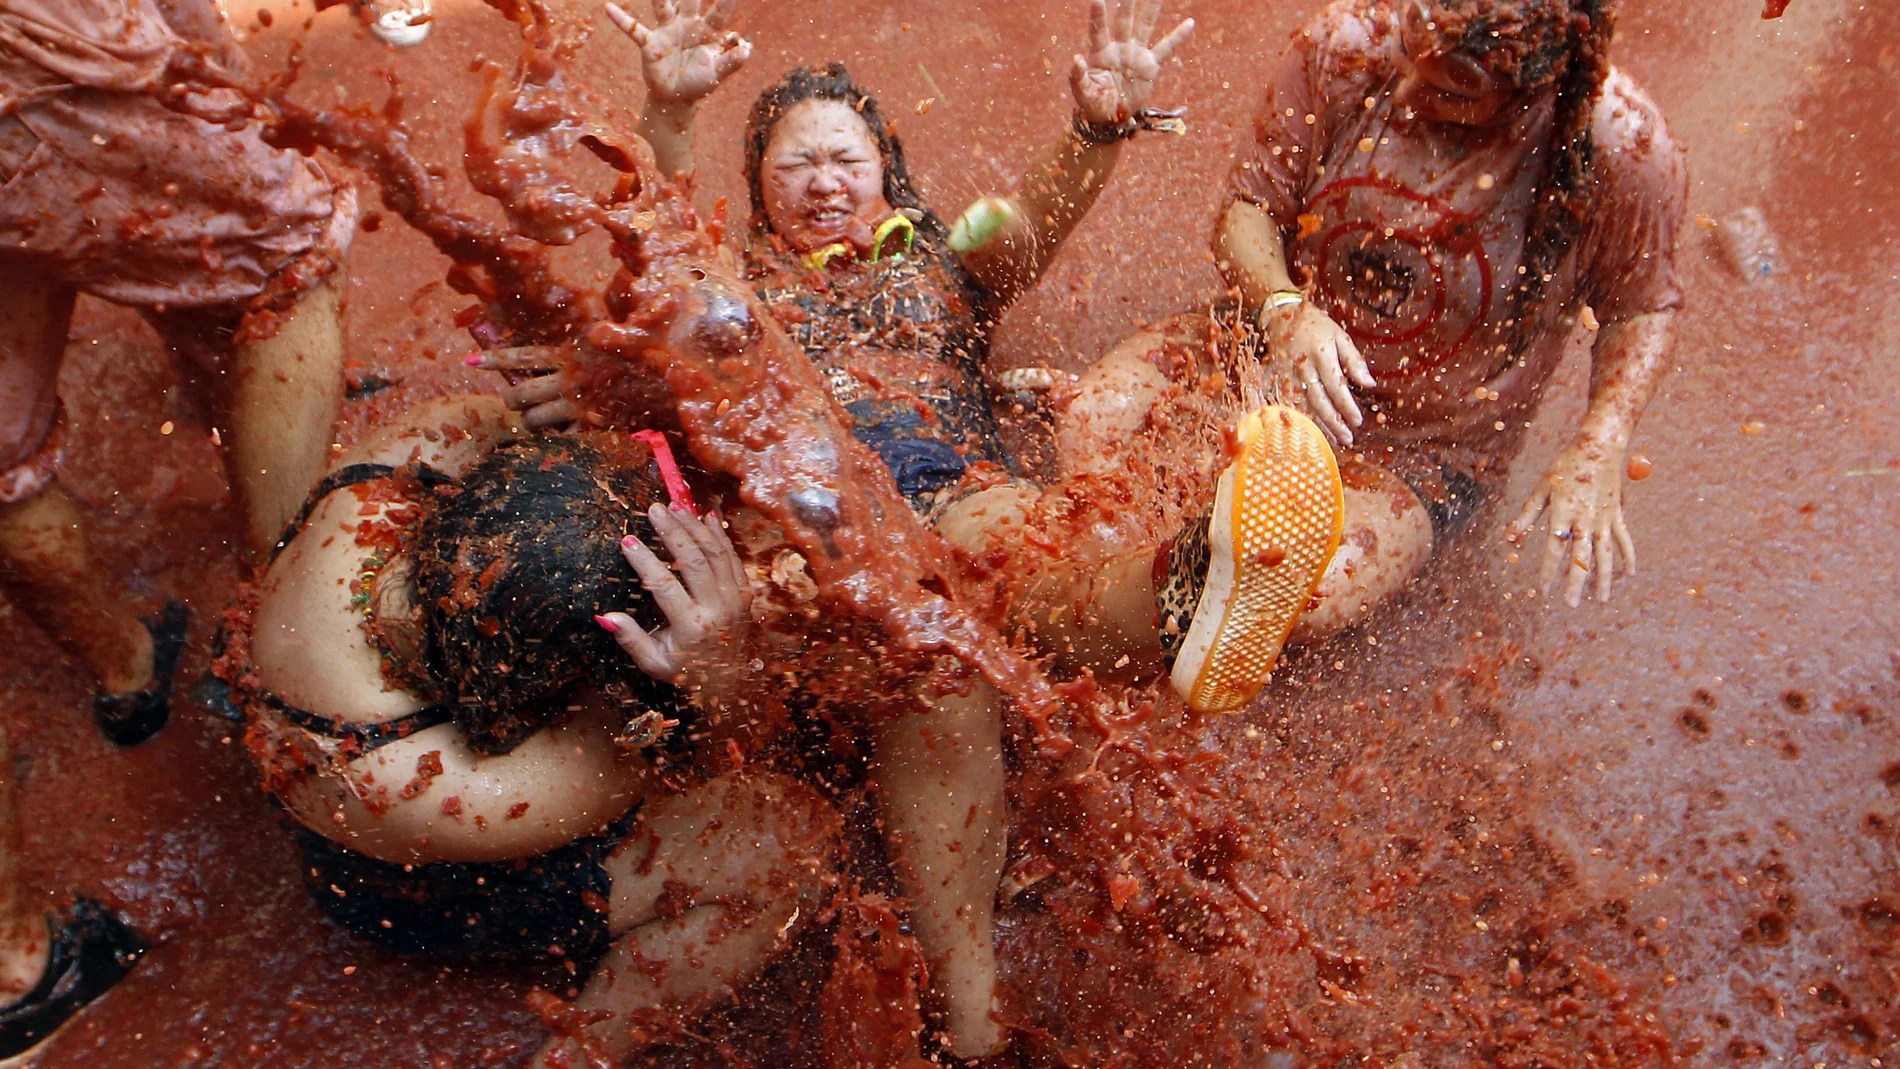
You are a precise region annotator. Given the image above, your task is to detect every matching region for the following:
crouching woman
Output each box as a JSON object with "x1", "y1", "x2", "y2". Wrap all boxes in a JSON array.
[{"x1": 221, "y1": 395, "x2": 838, "y2": 1067}]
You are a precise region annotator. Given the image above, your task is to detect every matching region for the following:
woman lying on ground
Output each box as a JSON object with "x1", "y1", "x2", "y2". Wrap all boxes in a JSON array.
[
  {"x1": 222, "y1": 394, "x2": 839, "y2": 1068},
  {"x1": 477, "y1": 3, "x2": 1363, "y2": 1057}
]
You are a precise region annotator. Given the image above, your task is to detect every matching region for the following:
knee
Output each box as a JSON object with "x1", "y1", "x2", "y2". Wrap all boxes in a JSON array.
[
  {"x1": 931, "y1": 483, "x2": 1037, "y2": 557},
  {"x1": 725, "y1": 769, "x2": 842, "y2": 880},
  {"x1": 1292, "y1": 463, "x2": 1434, "y2": 642},
  {"x1": 1055, "y1": 346, "x2": 1171, "y2": 471}
]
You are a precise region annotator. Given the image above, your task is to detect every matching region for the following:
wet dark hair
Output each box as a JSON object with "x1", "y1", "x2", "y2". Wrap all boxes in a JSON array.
[
  {"x1": 412, "y1": 434, "x2": 676, "y2": 754},
  {"x1": 1420, "y1": 0, "x2": 1617, "y2": 353},
  {"x1": 741, "y1": 63, "x2": 949, "y2": 243}
]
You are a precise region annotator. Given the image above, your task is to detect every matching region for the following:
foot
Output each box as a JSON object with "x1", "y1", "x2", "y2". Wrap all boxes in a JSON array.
[
  {"x1": 93, "y1": 601, "x2": 187, "y2": 746},
  {"x1": 0, "y1": 901, "x2": 146, "y2": 1063},
  {"x1": 1157, "y1": 405, "x2": 1342, "y2": 713}
]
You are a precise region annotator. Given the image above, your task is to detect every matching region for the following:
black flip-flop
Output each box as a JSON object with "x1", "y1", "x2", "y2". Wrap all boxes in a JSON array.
[
  {"x1": 92, "y1": 600, "x2": 188, "y2": 747},
  {"x1": 0, "y1": 899, "x2": 147, "y2": 1063}
]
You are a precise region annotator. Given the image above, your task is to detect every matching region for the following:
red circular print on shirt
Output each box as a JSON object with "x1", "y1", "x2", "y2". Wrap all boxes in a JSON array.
[{"x1": 1302, "y1": 177, "x2": 1493, "y2": 377}]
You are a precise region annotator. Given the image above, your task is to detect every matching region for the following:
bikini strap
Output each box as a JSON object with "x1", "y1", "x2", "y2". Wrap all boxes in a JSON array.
[
  {"x1": 269, "y1": 462, "x2": 455, "y2": 564},
  {"x1": 258, "y1": 689, "x2": 455, "y2": 751}
]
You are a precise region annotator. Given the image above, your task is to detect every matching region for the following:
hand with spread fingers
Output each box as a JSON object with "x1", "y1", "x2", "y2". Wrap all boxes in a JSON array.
[
  {"x1": 1506, "y1": 438, "x2": 1636, "y2": 607},
  {"x1": 607, "y1": 0, "x2": 752, "y2": 107},
  {"x1": 1261, "y1": 301, "x2": 1376, "y2": 447},
  {"x1": 1070, "y1": 0, "x2": 1195, "y2": 128},
  {"x1": 598, "y1": 504, "x2": 754, "y2": 698}
]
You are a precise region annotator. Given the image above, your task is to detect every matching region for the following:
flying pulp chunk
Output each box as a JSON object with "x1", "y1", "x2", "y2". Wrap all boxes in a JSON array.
[
  {"x1": 367, "y1": 0, "x2": 433, "y2": 47},
  {"x1": 1712, "y1": 207, "x2": 1783, "y2": 282}
]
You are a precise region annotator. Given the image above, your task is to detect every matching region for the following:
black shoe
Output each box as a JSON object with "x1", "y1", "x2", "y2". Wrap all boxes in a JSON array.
[
  {"x1": 0, "y1": 900, "x2": 147, "y2": 1061},
  {"x1": 92, "y1": 600, "x2": 188, "y2": 746}
]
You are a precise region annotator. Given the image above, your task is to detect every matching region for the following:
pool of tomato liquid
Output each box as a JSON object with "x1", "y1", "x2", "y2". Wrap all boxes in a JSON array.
[{"x1": 4, "y1": 1, "x2": 1896, "y2": 1066}]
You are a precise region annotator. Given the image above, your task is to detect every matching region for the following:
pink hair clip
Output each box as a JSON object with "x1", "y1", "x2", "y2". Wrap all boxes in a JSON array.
[{"x1": 631, "y1": 429, "x2": 697, "y2": 515}]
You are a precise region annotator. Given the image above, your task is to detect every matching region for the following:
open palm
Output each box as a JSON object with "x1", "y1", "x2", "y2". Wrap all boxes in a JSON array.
[
  {"x1": 1070, "y1": 0, "x2": 1194, "y2": 127},
  {"x1": 606, "y1": 0, "x2": 751, "y2": 106}
]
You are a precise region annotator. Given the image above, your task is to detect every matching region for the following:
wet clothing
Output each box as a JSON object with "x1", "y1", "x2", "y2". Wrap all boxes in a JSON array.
[
  {"x1": 1229, "y1": 0, "x2": 1688, "y2": 451},
  {"x1": 745, "y1": 234, "x2": 1014, "y2": 511},
  {"x1": 294, "y1": 805, "x2": 639, "y2": 960},
  {"x1": 0, "y1": 0, "x2": 355, "y2": 313},
  {"x1": 0, "y1": 0, "x2": 354, "y2": 496},
  {"x1": 0, "y1": 0, "x2": 353, "y2": 311},
  {"x1": 267, "y1": 460, "x2": 452, "y2": 563},
  {"x1": 1374, "y1": 441, "x2": 1491, "y2": 543},
  {"x1": 0, "y1": 0, "x2": 353, "y2": 305}
]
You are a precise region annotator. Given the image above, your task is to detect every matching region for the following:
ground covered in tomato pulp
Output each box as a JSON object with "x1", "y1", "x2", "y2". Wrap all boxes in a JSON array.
[{"x1": 1, "y1": 0, "x2": 1895, "y2": 1066}]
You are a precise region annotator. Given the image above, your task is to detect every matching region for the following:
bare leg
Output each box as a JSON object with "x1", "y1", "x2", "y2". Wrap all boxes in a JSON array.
[
  {"x1": 177, "y1": 270, "x2": 348, "y2": 558},
  {"x1": 984, "y1": 324, "x2": 1437, "y2": 672},
  {"x1": 0, "y1": 724, "x2": 48, "y2": 1003},
  {"x1": 0, "y1": 488, "x2": 153, "y2": 695},
  {"x1": 982, "y1": 466, "x2": 1437, "y2": 665},
  {"x1": 0, "y1": 265, "x2": 152, "y2": 696},
  {"x1": 868, "y1": 676, "x2": 1008, "y2": 1058},
  {"x1": 532, "y1": 771, "x2": 838, "y2": 1068},
  {"x1": 1055, "y1": 325, "x2": 1180, "y2": 479},
  {"x1": 1290, "y1": 459, "x2": 1434, "y2": 643}
]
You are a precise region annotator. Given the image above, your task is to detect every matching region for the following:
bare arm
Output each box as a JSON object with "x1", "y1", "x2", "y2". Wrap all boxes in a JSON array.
[
  {"x1": 1508, "y1": 309, "x2": 1676, "y2": 605},
  {"x1": 638, "y1": 97, "x2": 702, "y2": 183},
  {"x1": 953, "y1": 132, "x2": 1128, "y2": 308},
  {"x1": 1214, "y1": 197, "x2": 1375, "y2": 442},
  {"x1": 607, "y1": 0, "x2": 751, "y2": 182},
  {"x1": 1579, "y1": 310, "x2": 1675, "y2": 454},
  {"x1": 952, "y1": 0, "x2": 1193, "y2": 308},
  {"x1": 1214, "y1": 197, "x2": 1296, "y2": 305}
]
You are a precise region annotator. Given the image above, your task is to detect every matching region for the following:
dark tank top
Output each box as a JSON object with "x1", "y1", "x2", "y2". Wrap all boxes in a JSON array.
[{"x1": 745, "y1": 233, "x2": 1013, "y2": 511}]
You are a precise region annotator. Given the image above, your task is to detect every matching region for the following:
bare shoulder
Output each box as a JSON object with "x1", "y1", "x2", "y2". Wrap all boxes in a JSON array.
[
  {"x1": 1591, "y1": 69, "x2": 1686, "y2": 176},
  {"x1": 341, "y1": 394, "x2": 526, "y2": 474},
  {"x1": 1297, "y1": 0, "x2": 1393, "y2": 67}
]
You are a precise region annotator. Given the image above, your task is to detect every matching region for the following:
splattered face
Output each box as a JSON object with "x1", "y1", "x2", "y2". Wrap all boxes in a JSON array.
[
  {"x1": 760, "y1": 99, "x2": 895, "y2": 253},
  {"x1": 1394, "y1": 1, "x2": 1523, "y2": 125}
]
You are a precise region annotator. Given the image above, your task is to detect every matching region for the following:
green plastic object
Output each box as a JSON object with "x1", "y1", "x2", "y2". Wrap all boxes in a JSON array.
[{"x1": 948, "y1": 197, "x2": 1018, "y2": 254}]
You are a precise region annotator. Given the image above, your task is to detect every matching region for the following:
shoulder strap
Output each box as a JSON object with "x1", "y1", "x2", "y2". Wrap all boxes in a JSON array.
[{"x1": 269, "y1": 462, "x2": 454, "y2": 564}]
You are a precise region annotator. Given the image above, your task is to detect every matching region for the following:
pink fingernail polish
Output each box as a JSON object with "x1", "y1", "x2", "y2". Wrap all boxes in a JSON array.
[
  {"x1": 621, "y1": 535, "x2": 639, "y2": 548},
  {"x1": 464, "y1": 354, "x2": 484, "y2": 366},
  {"x1": 594, "y1": 614, "x2": 619, "y2": 633}
]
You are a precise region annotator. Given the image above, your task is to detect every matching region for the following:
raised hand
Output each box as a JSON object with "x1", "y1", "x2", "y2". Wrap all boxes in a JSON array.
[
  {"x1": 606, "y1": 0, "x2": 751, "y2": 107},
  {"x1": 598, "y1": 504, "x2": 754, "y2": 689},
  {"x1": 1070, "y1": 0, "x2": 1195, "y2": 128}
]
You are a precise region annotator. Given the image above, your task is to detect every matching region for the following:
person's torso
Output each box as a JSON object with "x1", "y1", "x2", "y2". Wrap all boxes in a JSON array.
[
  {"x1": 1289, "y1": 84, "x2": 1587, "y2": 444},
  {"x1": 746, "y1": 238, "x2": 1010, "y2": 509}
]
